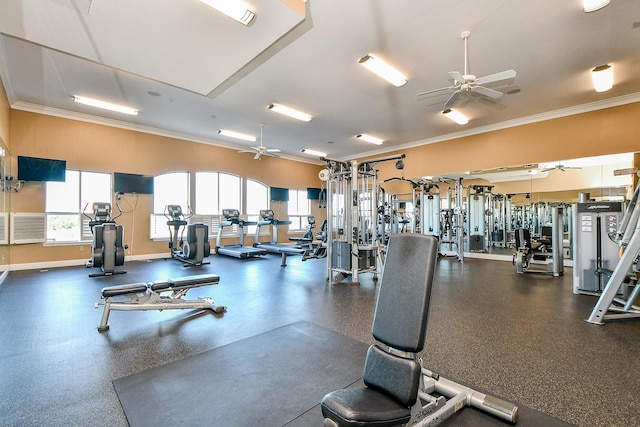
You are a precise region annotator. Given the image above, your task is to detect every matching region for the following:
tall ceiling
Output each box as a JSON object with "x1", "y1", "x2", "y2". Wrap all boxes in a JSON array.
[{"x1": 1, "y1": 0, "x2": 639, "y2": 164}]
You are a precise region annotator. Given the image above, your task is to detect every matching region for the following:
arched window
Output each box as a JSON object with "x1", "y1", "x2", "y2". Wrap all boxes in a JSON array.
[{"x1": 153, "y1": 172, "x2": 189, "y2": 215}]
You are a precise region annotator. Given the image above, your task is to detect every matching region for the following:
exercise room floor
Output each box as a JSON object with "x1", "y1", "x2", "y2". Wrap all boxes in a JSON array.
[{"x1": 0, "y1": 252, "x2": 638, "y2": 427}]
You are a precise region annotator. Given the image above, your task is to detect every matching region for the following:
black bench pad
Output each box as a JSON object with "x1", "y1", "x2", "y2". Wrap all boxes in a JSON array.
[
  {"x1": 150, "y1": 274, "x2": 220, "y2": 291},
  {"x1": 102, "y1": 283, "x2": 149, "y2": 298}
]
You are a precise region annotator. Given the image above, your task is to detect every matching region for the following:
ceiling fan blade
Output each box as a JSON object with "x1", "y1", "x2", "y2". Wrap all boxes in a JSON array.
[
  {"x1": 444, "y1": 90, "x2": 462, "y2": 109},
  {"x1": 471, "y1": 85, "x2": 503, "y2": 99},
  {"x1": 417, "y1": 86, "x2": 456, "y2": 97},
  {"x1": 266, "y1": 148, "x2": 281, "y2": 153},
  {"x1": 475, "y1": 69, "x2": 516, "y2": 85},
  {"x1": 265, "y1": 152, "x2": 281, "y2": 158},
  {"x1": 254, "y1": 152, "x2": 261, "y2": 160},
  {"x1": 448, "y1": 71, "x2": 466, "y2": 85}
]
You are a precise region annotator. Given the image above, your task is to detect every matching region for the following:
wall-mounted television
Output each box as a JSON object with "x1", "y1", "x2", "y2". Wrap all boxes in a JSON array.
[
  {"x1": 307, "y1": 187, "x2": 322, "y2": 200},
  {"x1": 17, "y1": 156, "x2": 67, "y2": 182},
  {"x1": 113, "y1": 172, "x2": 154, "y2": 194},
  {"x1": 270, "y1": 187, "x2": 290, "y2": 202}
]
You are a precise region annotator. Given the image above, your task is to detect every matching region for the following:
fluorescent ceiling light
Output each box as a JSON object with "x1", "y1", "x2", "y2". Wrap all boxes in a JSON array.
[
  {"x1": 591, "y1": 64, "x2": 613, "y2": 92},
  {"x1": 356, "y1": 134, "x2": 383, "y2": 145},
  {"x1": 442, "y1": 108, "x2": 468, "y2": 125},
  {"x1": 72, "y1": 96, "x2": 138, "y2": 116},
  {"x1": 358, "y1": 54, "x2": 407, "y2": 87},
  {"x1": 583, "y1": 0, "x2": 610, "y2": 12},
  {"x1": 218, "y1": 129, "x2": 256, "y2": 142},
  {"x1": 268, "y1": 103, "x2": 313, "y2": 122},
  {"x1": 301, "y1": 149, "x2": 327, "y2": 157},
  {"x1": 200, "y1": 0, "x2": 256, "y2": 25}
]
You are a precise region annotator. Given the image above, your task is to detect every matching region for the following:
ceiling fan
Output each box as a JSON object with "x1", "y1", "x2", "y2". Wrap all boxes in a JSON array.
[
  {"x1": 238, "y1": 123, "x2": 281, "y2": 160},
  {"x1": 540, "y1": 162, "x2": 582, "y2": 172},
  {"x1": 417, "y1": 31, "x2": 517, "y2": 109}
]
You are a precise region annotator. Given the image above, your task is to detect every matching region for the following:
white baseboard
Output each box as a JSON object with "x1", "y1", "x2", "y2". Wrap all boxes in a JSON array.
[{"x1": 8, "y1": 253, "x2": 168, "y2": 271}]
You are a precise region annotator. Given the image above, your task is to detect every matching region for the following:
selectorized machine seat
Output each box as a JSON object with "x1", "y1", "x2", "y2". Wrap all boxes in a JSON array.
[
  {"x1": 321, "y1": 234, "x2": 438, "y2": 426},
  {"x1": 321, "y1": 234, "x2": 518, "y2": 426}
]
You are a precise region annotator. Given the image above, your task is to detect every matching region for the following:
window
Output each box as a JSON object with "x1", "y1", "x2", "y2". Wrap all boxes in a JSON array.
[
  {"x1": 153, "y1": 172, "x2": 189, "y2": 214},
  {"x1": 194, "y1": 172, "x2": 241, "y2": 214},
  {"x1": 288, "y1": 189, "x2": 309, "y2": 230},
  {"x1": 46, "y1": 170, "x2": 111, "y2": 242},
  {"x1": 151, "y1": 172, "x2": 189, "y2": 239},
  {"x1": 246, "y1": 179, "x2": 268, "y2": 235}
]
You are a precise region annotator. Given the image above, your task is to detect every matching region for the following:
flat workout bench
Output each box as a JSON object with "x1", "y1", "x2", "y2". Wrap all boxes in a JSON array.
[{"x1": 96, "y1": 273, "x2": 226, "y2": 332}]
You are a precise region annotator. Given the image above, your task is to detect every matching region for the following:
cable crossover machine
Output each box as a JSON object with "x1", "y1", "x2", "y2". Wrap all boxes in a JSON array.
[{"x1": 320, "y1": 153, "x2": 406, "y2": 285}]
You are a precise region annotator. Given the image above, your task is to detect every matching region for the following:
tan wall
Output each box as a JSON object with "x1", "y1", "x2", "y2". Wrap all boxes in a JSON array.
[
  {"x1": 9, "y1": 110, "x2": 323, "y2": 264},
  {"x1": 5, "y1": 100, "x2": 640, "y2": 266},
  {"x1": 0, "y1": 78, "x2": 10, "y2": 271},
  {"x1": 373, "y1": 102, "x2": 640, "y2": 180},
  {"x1": 0, "y1": 77, "x2": 9, "y2": 147}
]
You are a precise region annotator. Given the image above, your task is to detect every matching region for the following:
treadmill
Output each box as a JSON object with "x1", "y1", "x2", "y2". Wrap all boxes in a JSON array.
[
  {"x1": 253, "y1": 209, "x2": 305, "y2": 255},
  {"x1": 216, "y1": 209, "x2": 267, "y2": 259}
]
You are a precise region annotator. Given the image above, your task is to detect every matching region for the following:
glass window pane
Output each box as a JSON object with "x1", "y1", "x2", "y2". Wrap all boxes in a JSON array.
[
  {"x1": 195, "y1": 172, "x2": 218, "y2": 215},
  {"x1": 47, "y1": 214, "x2": 81, "y2": 241},
  {"x1": 81, "y1": 171, "x2": 111, "y2": 214},
  {"x1": 219, "y1": 173, "x2": 240, "y2": 211},
  {"x1": 246, "y1": 179, "x2": 268, "y2": 215},
  {"x1": 46, "y1": 170, "x2": 79, "y2": 213},
  {"x1": 154, "y1": 172, "x2": 189, "y2": 214}
]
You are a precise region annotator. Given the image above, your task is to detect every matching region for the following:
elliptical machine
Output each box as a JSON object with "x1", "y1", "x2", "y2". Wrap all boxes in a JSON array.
[
  {"x1": 165, "y1": 205, "x2": 210, "y2": 266},
  {"x1": 84, "y1": 202, "x2": 127, "y2": 278}
]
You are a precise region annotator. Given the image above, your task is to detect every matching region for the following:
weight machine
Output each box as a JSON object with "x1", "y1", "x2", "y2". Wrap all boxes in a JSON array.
[
  {"x1": 321, "y1": 153, "x2": 406, "y2": 284},
  {"x1": 587, "y1": 175, "x2": 640, "y2": 324},
  {"x1": 512, "y1": 205, "x2": 564, "y2": 276},
  {"x1": 84, "y1": 202, "x2": 127, "y2": 277},
  {"x1": 466, "y1": 185, "x2": 493, "y2": 252}
]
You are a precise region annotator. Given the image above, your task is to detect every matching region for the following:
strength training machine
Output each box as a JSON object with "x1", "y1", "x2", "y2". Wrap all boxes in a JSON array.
[
  {"x1": 321, "y1": 234, "x2": 518, "y2": 427},
  {"x1": 84, "y1": 202, "x2": 127, "y2": 277},
  {"x1": 512, "y1": 204, "x2": 564, "y2": 276},
  {"x1": 165, "y1": 205, "x2": 211, "y2": 266},
  {"x1": 586, "y1": 175, "x2": 640, "y2": 324},
  {"x1": 322, "y1": 153, "x2": 406, "y2": 284},
  {"x1": 95, "y1": 273, "x2": 226, "y2": 332}
]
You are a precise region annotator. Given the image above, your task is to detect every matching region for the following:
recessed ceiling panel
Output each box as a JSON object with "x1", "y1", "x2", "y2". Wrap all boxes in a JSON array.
[{"x1": 0, "y1": 0, "x2": 305, "y2": 95}]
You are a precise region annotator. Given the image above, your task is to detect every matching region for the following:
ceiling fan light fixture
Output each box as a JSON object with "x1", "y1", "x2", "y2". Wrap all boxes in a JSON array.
[
  {"x1": 356, "y1": 134, "x2": 383, "y2": 145},
  {"x1": 442, "y1": 108, "x2": 468, "y2": 125},
  {"x1": 583, "y1": 0, "x2": 610, "y2": 12},
  {"x1": 301, "y1": 149, "x2": 327, "y2": 157},
  {"x1": 591, "y1": 64, "x2": 613, "y2": 92},
  {"x1": 268, "y1": 103, "x2": 313, "y2": 122},
  {"x1": 200, "y1": 0, "x2": 256, "y2": 25},
  {"x1": 218, "y1": 129, "x2": 257, "y2": 142},
  {"x1": 72, "y1": 96, "x2": 138, "y2": 116},
  {"x1": 358, "y1": 54, "x2": 407, "y2": 87}
]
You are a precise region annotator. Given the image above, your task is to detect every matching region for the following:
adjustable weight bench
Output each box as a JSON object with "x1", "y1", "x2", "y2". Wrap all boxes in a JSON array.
[
  {"x1": 96, "y1": 273, "x2": 226, "y2": 332},
  {"x1": 321, "y1": 234, "x2": 518, "y2": 426}
]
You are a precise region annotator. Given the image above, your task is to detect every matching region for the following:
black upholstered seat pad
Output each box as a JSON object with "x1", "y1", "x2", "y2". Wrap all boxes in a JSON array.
[{"x1": 322, "y1": 387, "x2": 411, "y2": 426}]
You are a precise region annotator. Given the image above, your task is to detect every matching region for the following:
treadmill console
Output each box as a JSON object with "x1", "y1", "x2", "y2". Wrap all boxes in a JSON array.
[
  {"x1": 260, "y1": 209, "x2": 275, "y2": 221},
  {"x1": 223, "y1": 209, "x2": 240, "y2": 220}
]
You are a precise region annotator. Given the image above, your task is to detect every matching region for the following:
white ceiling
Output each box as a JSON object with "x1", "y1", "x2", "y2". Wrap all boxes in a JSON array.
[{"x1": 1, "y1": 0, "x2": 639, "y2": 165}]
